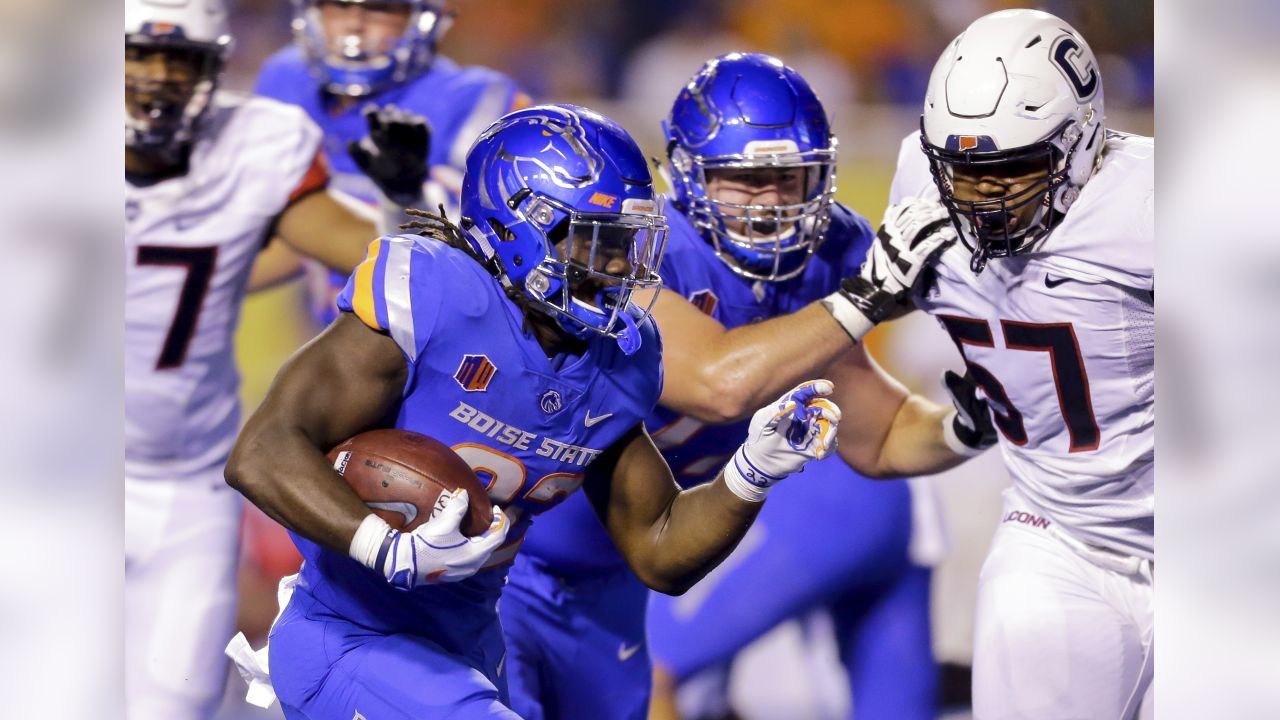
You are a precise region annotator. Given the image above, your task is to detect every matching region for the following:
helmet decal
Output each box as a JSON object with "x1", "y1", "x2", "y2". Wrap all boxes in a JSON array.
[{"x1": 1051, "y1": 36, "x2": 1099, "y2": 101}]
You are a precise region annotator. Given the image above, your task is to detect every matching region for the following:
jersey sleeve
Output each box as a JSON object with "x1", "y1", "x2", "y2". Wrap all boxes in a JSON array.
[
  {"x1": 286, "y1": 149, "x2": 330, "y2": 206},
  {"x1": 336, "y1": 235, "x2": 442, "y2": 362},
  {"x1": 223, "y1": 95, "x2": 328, "y2": 220}
]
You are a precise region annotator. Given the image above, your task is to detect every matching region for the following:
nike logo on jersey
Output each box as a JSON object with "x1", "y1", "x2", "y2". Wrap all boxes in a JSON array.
[
  {"x1": 584, "y1": 410, "x2": 613, "y2": 428},
  {"x1": 174, "y1": 214, "x2": 205, "y2": 231},
  {"x1": 618, "y1": 641, "x2": 643, "y2": 662},
  {"x1": 366, "y1": 501, "x2": 418, "y2": 527},
  {"x1": 1044, "y1": 274, "x2": 1073, "y2": 289}
]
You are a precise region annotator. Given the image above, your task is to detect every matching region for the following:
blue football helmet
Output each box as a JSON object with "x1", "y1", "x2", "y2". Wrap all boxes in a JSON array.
[
  {"x1": 664, "y1": 52, "x2": 837, "y2": 282},
  {"x1": 292, "y1": 0, "x2": 452, "y2": 97},
  {"x1": 460, "y1": 104, "x2": 668, "y2": 355}
]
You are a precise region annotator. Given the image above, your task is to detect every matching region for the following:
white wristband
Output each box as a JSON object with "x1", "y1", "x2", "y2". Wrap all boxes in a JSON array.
[
  {"x1": 941, "y1": 410, "x2": 987, "y2": 458},
  {"x1": 349, "y1": 513, "x2": 395, "y2": 570},
  {"x1": 821, "y1": 292, "x2": 876, "y2": 343},
  {"x1": 721, "y1": 447, "x2": 776, "y2": 503}
]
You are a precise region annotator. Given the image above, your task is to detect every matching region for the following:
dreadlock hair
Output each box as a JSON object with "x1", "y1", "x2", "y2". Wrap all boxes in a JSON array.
[{"x1": 400, "y1": 206, "x2": 545, "y2": 330}]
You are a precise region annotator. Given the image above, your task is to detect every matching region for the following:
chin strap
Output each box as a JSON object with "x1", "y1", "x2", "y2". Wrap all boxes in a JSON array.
[{"x1": 614, "y1": 304, "x2": 642, "y2": 356}]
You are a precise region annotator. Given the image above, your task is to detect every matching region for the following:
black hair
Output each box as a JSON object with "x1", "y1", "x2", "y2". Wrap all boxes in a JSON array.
[{"x1": 400, "y1": 206, "x2": 544, "y2": 327}]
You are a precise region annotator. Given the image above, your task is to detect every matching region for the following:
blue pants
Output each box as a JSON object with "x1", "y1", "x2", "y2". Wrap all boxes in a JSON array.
[
  {"x1": 647, "y1": 457, "x2": 937, "y2": 719},
  {"x1": 500, "y1": 554, "x2": 651, "y2": 720},
  {"x1": 269, "y1": 586, "x2": 520, "y2": 720}
]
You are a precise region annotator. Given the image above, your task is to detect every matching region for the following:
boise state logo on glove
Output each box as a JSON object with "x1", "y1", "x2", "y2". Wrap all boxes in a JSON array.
[{"x1": 724, "y1": 380, "x2": 841, "y2": 502}]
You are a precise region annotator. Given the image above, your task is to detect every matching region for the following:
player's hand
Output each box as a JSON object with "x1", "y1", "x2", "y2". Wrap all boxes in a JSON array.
[
  {"x1": 377, "y1": 490, "x2": 508, "y2": 589},
  {"x1": 862, "y1": 198, "x2": 956, "y2": 298},
  {"x1": 821, "y1": 198, "x2": 956, "y2": 342},
  {"x1": 722, "y1": 380, "x2": 841, "y2": 502},
  {"x1": 348, "y1": 104, "x2": 431, "y2": 207},
  {"x1": 940, "y1": 369, "x2": 997, "y2": 457}
]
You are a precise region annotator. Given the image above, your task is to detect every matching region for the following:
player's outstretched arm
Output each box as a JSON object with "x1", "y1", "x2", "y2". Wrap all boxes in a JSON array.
[
  {"x1": 246, "y1": 240, "x2": 306, "y2": 293},
  {"x1": 225, "y1": 313, "x2": 408, "y2": 552},
  {"x1": 828, "y1": 345, "x2": 995, "y2": 477},
  {"x1": 273, "y1": 190, "x2": 381, "y2": 276},
  {"x1": 582, "y1": 382, "x2": 839, "y2": 595},
  {"x1": 641, "y1": 287, "x2": 854, "y2": 423}
]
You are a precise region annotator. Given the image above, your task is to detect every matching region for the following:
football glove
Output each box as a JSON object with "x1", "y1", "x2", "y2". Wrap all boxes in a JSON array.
[
  {"x1": 348, "y1": 489, "x2": 508, "y2": 590},
  {"x1": 940, "y1": 369, "x2": 998, "y2": 457},
  {"x1": 723, "y1": 380, "x2": 842, "y2": 502},
  {"x1": 348, "y1": 104, "x2": 431, "y2": 208},
  {"x1": 822, "y1": 198, "x2": 957, "y2": 341}
]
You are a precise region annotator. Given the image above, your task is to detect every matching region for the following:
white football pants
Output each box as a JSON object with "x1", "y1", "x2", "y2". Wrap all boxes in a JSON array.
[
  {"x1": 973, "y1": 488, "x2": 1154, "y2": 720},
  {"x1": 125, "y1": 468, "x2": 243, "y2": 720}
]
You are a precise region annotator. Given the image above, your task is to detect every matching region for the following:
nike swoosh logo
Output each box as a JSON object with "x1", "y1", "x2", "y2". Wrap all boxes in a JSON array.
[
  {"x1": 584, "y1": 410, "x2": 614, "y2": 428},
  {"x1": 366, "y1": 501, "x2": 418, "y2": 526},
  {"x1": 1045, "y1": 274, "x2": 1072, "y2": 289},
  {"x1": 174, "y1": 214, "x2": 204, "y2": 231},
  {"x1": 617, "y1": 641, "x2": 643, "y2": 661}
]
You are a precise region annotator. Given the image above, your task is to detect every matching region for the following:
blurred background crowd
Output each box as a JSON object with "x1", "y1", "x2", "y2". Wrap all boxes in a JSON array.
[{"x1": 224, "y1": 0, "x2": 1154, "y2": 108}]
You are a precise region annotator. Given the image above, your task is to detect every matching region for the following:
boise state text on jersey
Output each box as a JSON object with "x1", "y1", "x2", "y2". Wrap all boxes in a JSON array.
[{"x1": 516, "y1": 199, "x2": 874, "y2": 578}]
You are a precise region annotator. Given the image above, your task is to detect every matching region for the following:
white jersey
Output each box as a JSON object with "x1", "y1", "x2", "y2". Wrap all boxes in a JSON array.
[
  {"x1": 891, "y1": 131, "x2": 1155, "y2": 558},
  {"x1": 125, "y1": 93, "x2": 328, "y2": 481}
]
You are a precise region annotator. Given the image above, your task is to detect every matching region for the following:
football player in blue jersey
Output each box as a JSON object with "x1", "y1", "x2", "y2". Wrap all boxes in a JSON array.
[
  {"x1": 251, "y1": 0, "x2": 530, "y2": 319},
  {"x1": 500, "y1": 54, "x2": 998, "y2": 720},
  {"x1": 224, "y1": 104, "x2": 843, "y2": 720}
]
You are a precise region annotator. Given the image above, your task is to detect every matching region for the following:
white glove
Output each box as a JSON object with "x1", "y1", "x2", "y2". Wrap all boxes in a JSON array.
[
  {"x1": 860, "y1": 198, "x2": 956, "y2": 297},
  {"x1": 348, "y1": 489, "x2": 509, "y2": 590},
  {"x1": 723, "y1": 380, "x2": 842, "y2": 502},
  {"x1": 821, "y1": 198, "x2": 956, "y2": 342}
]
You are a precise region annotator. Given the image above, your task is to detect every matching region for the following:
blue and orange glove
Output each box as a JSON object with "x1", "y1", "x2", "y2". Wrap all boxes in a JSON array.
[{"x1": 723, "y1": 380, "x2": 842, "y2": 503}]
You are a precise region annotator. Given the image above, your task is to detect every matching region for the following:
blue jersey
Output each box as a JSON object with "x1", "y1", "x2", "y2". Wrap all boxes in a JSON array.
[
  {"x1": 290, "y1": 234, "x2": 662, "y2": 652},
  {"x1": 254, "y1": 47, "x2": 529, "y2": 323},
  {"x1": 516, "y1": 201, "x2": 875, "y2": 577}
]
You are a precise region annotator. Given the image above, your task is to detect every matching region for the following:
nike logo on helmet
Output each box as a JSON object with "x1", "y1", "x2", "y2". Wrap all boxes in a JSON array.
[
  {"x1": 584, "y1": 410, "x2": 614, "y2": 428},
  {"x1": 617, "y1": 641, "x2": 643, "y2": 661}
]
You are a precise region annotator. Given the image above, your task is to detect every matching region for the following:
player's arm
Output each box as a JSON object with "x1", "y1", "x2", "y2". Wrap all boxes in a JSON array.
[
  {"x1": 582, "y1": 382, "x2": 839, "y2": 595},
  {"x1": 827, "y1": 345, "x2": 995, "y2": 477},
  {"x1": 247, "y1": 240, "x2": 305, "y2": 292},
  {"x1": 639, "y1": 286, "x2": 852, "y2": 423},
  {"x1": 270, "y1": 106, "x2": 435, "y2": 276},
  {"x1": 273, "y1": 191, "x2": 380, "y2": 276},
  {"x1": 225, "y1": 313, "x2": 407, "y2": 551}
]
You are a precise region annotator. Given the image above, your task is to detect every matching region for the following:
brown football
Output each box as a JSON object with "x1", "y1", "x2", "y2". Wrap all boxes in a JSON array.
[{"x1": 326, "y1": 429, "x2": 492, "y2": 536}]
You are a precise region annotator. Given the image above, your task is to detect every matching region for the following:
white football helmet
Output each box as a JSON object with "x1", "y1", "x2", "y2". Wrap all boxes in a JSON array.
[
  {"x1": 125, "y1": 0, "x2": 233, "y2": 158},
  {"x1": 921, "y1": 9, "x2": 1105, "y2": 272}
]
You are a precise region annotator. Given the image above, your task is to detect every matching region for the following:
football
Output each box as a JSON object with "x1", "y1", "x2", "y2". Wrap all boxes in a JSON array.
[{"x1": 326, "y1": 429, "x2": 493, "y2": 536}]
